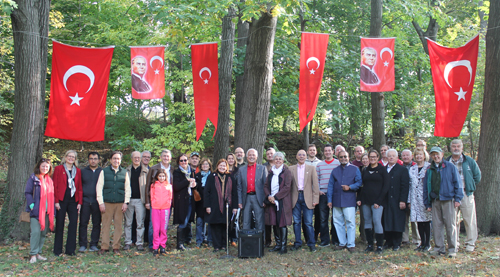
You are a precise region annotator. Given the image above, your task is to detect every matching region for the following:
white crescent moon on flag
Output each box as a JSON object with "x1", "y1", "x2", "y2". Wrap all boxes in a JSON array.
[
  {"x1": 199, "y1": 67, "x2": 212, "y2": 79},
  {"x1": 150, "y1": 56, "x2": 164, "y2": 68},
  {"x1": 306, "y1": 57, "x2": 320, "y2": 69},
  {"x1": 380, "y1": 47, "x2": 393, "y2": 60},
  {"x1": 63, "y1": 65, "x2": 95, "y2": 93},
  {"x1": 444, "y1": 60, "x2": 472, "y2": 88}
]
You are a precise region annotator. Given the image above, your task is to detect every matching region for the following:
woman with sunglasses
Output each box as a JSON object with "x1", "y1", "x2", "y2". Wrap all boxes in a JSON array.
[
  {"x1": 53, "y1": 150, "x2": 83, "y2": 256},
  {"x1": 25, "y1": 158, "x2": 55, "y2": 263},
  {"x1": 357, "y1": 150, "x2": 390, "y2": 253},
  {"x1": 173, "y1": 154, "x2": 196, "y2": 251}
]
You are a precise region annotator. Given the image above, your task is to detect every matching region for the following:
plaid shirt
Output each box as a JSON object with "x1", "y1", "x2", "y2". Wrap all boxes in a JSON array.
[{"x1": 450, "y1": 155, "x2": 465, "y2": 192}]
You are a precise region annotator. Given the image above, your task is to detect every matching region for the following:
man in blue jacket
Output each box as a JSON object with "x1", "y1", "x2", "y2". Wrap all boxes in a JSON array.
[
  {"x1": 447, "y1": 139, "x2": 481, "y2": 252},
  {"x1": 424, "y1": 146, "x2": 464, "y2": 258},
  {"x1": 327, "y1": 151, "x2": 362, "y2": 252}
]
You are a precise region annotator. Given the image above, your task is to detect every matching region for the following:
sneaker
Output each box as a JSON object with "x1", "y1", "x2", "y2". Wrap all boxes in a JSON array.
[
  {"x1": 392, "y1": 246, "x2": 400, "y2": 251},
  {"x1": 364, "y1": 245, "x2": 374, "y2": 252},
  {"x1": 159, "y1": 247, "x2": 166, "y2": 255},
  {"x1": 309, "y1": 246, "x2": 317, "y2": 252},
  {"x1": 153, "y1": 249, "x2": 159, "y2": 256},
  {"x1": 429, "y1": 249, "x2": 446, "y2": 256},
  {"x1": 448, "y1": 252, "x2": 457, "y2": 258},
  {"x1": 89, "y1": 246, "x2": 99, "y2": 252},
  {"x1": 136, "y1": 245, "x2": 144, "y2": 251},
  {"x1": 421, "y1": 245, "x2": 432, "y2": 252},
  {"x1": 123, "y1": 244, "x2": 132, "y2": 251},
  {"x1": 465, "y1": 245, "x2": 475, "y2": 252},
  {"x1": 78, "y1": 246, "x2": 87, "y2": 253},
  {"x1": 30, "y1": 256, "x2": 37, "y2": 263},
  {"x1": 36, "y1": 254, "x2": 47, "y2": 261},
  {"x1": 319, "y1": 242, "x2": 330, "y2": 247},
  {"x1": 375, "y1": 246, "x2": 383, "y2": 254}
]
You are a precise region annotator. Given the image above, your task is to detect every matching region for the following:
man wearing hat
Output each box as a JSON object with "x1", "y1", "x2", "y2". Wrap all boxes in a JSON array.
[{"x1": 423, "y1": 146, "x2": 463, "y2": 258}]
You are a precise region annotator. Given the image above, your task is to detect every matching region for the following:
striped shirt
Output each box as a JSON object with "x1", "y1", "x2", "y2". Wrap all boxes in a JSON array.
[{"x1": 316, "y1": 159, "x2": 340, "y2": 193}]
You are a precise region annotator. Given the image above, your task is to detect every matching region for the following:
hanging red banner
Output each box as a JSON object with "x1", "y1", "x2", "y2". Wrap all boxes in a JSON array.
[
  {"x1": 45, "y1": 40, "x2": 114, "y2": 142},
  {"x1": 299, "y1": 32, "x2": 329, "y2": 132},
  {"x1": 191, "y1": 42, "x2": 219, "y2": 141},
  {"x1": 130, "y1": 46, "x2": 165, "y2": 99},
  {"x1": 360, "y1": 37, "x2": 395, "y2": 92},
  {"x1": 427, "y1": 35, "x2": 479, "y2": 137}
]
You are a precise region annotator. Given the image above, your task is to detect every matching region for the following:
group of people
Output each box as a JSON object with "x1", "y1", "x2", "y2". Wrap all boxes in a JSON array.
[{"x1": 24, "y1": 139, "x2": 480, "y2": 263}]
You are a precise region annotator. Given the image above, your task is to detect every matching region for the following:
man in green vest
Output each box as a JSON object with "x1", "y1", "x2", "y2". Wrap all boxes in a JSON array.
[{"x1": 96, "y1": 151, "x2": 131, "y2": 255}]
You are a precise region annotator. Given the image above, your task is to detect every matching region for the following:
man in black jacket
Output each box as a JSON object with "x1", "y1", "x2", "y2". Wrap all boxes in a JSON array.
[
  {"x1": 78, "y1": 152, "x2": 102, "y2": 252},
  {"x1": 383, "y1": 149, "x2": 410, "y2": 251}
]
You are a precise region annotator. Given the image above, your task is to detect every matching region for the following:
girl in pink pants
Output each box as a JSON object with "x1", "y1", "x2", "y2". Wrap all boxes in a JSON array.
[{"x1": 150, "y1": 169, "x2": 173, "y2": 256}]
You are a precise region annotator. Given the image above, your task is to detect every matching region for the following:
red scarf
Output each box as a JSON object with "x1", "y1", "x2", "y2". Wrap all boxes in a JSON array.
[{"x1": 38, "y1": 174, "x2": 55, "y2": 231}]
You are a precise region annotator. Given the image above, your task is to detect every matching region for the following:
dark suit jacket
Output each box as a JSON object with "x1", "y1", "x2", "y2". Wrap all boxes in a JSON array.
[
  {"x1": 383, "y1": 163, "x2": 410, "y2": 232},
  {"x1": 237, "y1": 164, "x2": 267, "y2": 208},
  {"x1": 132, "y1": 74, "x2": 151, "y2": 93},
  {"x1": 360, "y1": 65, "x2": 379, "y2": 84}
]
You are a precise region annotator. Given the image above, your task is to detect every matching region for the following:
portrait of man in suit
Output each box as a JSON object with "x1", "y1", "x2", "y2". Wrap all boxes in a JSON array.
[
  {"x1": 360, "y1": 47, "x2": 380, "y2": 85},
  {"x1": 131, "y1": 56, "x2": 152, "y2": 93}
]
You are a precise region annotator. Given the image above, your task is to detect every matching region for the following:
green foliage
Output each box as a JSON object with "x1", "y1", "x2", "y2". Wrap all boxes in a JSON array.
[{"x1": 142, "y1": 102, "x2": 206, "y2": 159}]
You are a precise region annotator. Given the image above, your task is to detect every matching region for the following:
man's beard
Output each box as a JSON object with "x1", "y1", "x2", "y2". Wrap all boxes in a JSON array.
[
  {"x1": 452, "y1": 151, "x2": 461, "y2": 156},
  {"x1": 341, "y1": 161, "x2": 348, "y2": 165}
]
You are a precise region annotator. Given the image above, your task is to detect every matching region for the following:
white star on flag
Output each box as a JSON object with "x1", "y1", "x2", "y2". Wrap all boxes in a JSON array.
[
  {"x1": 154, "y1": 69, "x2": 160, "y2": 75},
  {"x1": 454, "y1": 87, "x2": 467, "y2": 101},
  {"x1": 384, "y1": 61, "x2": 389, "y2": 67},
  {"x1": 309, "y1": 69, "x2": 315, "y2": 74},
  {"x1": 69, "y1": 93, "x2": 84, "y2": 106},
  {"x1": 204, "y1": 79, "x2": 209, "y2": 84}
]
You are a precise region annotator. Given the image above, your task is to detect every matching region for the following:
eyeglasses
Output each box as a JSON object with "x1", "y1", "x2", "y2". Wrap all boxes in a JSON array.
[
  {"x1": 338, "y1": 156, "x2": 348, "y2": 158},
  {"x1": 67, "y1": 155, "x2": 76, "y2": 159},
  {"x1": 179, "y1": 159, "x2": 188, "y2": 162}
]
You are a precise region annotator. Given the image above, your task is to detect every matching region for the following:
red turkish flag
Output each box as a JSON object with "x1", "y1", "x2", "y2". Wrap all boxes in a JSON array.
[
  {"x1": 45, "y1": 40, "x2": 114, "y2": 142},
  {"x1": 130, "y1": 46, "x2": 165, "y2": 99},
  {"x1": 191, "y1": 43, "x2": 219, "y2": 141},
  {"x1": 427, "y1": 35, "x2": 479, "y2": 137},
  {"x1": 360, "y1": 38, "x2": 395, "y2": 92},
  {"x1": 299, "y1": 32, "x2": 329, "y2": 132}
]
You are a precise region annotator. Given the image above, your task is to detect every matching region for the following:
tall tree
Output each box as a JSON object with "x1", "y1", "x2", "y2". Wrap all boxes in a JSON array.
[
  {"x1": 476, "y1": 0, "x2": 500, "y2": 235},
  {"x1": 234, "y1": 1, "x2": 249, "y2": 150},
  {"x1": 213, "y1": 6, "x2": 236, "y2": 163},
  {"x1": 0, "y1": 0, "x2": 50, "y2": 240},
  {"x1": 234, "y1": 9, "x2": 277, "y2": 158},
  {"x1": 369, "y1": 0, "x2": 385, "y2": 151}
]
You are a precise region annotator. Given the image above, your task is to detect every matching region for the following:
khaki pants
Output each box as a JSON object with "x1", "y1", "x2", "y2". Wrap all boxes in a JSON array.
[
  {"x1": 101, "y1": 203, "x2": 124, "y2": 250},
  {"x1": 432, "y1": 199, "x2": 458, "y2": 253},
  {"x1": 456, "y1": 194, "x2": 477, "y2": 247},
  {"x1": 403, "y1": 209, "x2": 420, "y2": 244}
]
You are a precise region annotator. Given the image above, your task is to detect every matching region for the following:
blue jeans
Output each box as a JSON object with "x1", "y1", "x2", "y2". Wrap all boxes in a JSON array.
[
  {"x1": 332, "y1": 207, "x2": 356, "y2": 248},
  {"x1": 196, "y1": 217, "x2": 205, "y2": 244},
  {"x1": 292, "y1": 193, "x2": 315, "y2": 247}
]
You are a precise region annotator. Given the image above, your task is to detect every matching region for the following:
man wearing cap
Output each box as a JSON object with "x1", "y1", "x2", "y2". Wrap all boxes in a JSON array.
[
  {"x1": 190, "y1": 152, "x2": 200, "y2": 173},
  {"x1": 446, "y1": 139, "x2": 481, "y2": 252},
  {"x1": 424, "y1": 146, "x2": 463, "y2": 258}
]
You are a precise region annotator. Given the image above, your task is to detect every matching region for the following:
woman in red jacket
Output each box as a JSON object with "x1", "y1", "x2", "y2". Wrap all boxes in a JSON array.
[{"x1": 53, "y1": 150, "x2": 83, "y2": 256}]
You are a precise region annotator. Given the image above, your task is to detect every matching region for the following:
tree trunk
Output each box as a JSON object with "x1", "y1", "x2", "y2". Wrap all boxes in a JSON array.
[
  {"x1": 369, "y1": 0, "x2": 386, "y2": 151},
  {"x1": 476, "y1": 0, "x2": 500, "y2": 235},
  {"x1": 0, "y1": 0, "x2": 51, "y2": 241},
  {"x1": 213, "y1": 6, "x2": 236, "y2": 163},
  {"x1": 412, "y1": 17, "x2": 439, "y2": 55},
  {"x1": 234, "y1": 1, "x2": 249, "y2": 149},
  {"x1": 234, "y1": 11, "x2": 277, "y2": 159}
]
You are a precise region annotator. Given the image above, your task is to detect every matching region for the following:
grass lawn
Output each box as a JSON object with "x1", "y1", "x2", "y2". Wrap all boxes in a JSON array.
[{"x1": 1, "y1": 222, "x2": 499, "y2": 277}]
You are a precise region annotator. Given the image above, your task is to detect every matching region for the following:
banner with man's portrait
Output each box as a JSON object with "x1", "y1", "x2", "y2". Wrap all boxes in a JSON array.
[
  {"x1": 130, "y1": 46, "x2": 165, "y2": 99},
  {"x1": 360, "y1": 38, "x2": 395, "y2": 92}
]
